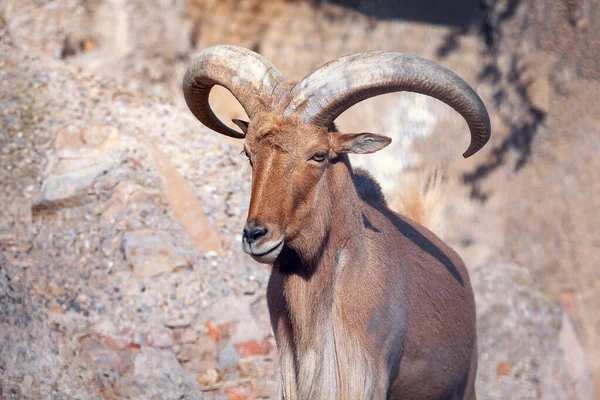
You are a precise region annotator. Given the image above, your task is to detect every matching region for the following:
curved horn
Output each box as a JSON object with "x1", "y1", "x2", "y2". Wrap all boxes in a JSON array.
[
  {"x1": 183, "y1": 45, "x2": 287, "y2": 139},
  {"x1": 284, "y1": 51, "x2": 491, "y2": 157}
]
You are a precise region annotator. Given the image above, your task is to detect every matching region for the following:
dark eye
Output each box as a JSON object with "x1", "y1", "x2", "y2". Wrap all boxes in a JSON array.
[
  {"x1": 311, "y1": 151, "x2": 328, "y2": 162},
  {"x1": 242, "y1": 148, "x2": 253, "y2": 166}
]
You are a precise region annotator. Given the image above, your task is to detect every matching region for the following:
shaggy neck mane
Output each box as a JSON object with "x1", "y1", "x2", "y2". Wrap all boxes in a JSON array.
[{"x1": 271, "y1": 155, "x2": 376, "y2": 399}]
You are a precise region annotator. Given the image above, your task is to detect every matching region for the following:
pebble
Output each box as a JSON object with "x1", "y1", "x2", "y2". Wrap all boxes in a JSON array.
[
  {"x1": 121, "y1": 230, "x2": 190, "y2": 278},
  {"x1": 218, "y1": 341, "x2": 239, "y2": 370},
  {"x1": 21, "y1": 375, "x2": 33, "y2": 390},
  {"x1": 234, "y1": 339, "x2": 272, "y2": 358},
  {"x1": 204, "y1": 250, "x2": 218, "y2": 259},
  {"x1": 144, "y1": 329, "x2": 174, "y2": 348}
]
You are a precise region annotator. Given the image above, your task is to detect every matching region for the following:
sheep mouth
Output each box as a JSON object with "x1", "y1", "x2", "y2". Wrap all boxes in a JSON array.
[{"x1": 243, "y1": 239, "x2": 284, "y2": 264}]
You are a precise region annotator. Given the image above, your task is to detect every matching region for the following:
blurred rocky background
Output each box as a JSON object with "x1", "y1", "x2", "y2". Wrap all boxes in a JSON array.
[{"x1": 0, "y1": 0, "x2": 598, "y2": 398}]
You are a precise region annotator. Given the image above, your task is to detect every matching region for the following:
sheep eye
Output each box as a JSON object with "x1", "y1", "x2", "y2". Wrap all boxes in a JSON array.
[
  {"x1": 242, "y1": 148, "x2": 253, "y2": 166},
  {"x1": 311, "y1": 151, "x2": 328, "y2": 162}
]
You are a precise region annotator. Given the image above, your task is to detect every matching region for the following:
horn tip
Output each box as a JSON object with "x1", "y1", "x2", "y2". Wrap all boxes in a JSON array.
[{"x1": 462, "y1": 134, "x2": 491, "y2": 158}]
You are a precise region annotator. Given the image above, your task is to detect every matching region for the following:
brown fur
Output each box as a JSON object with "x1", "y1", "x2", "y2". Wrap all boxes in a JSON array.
[
  {"x1": 241, "y1": 117, "x2": 478, "y2": 399},
  {"x1": 393, "y1": 168, "x2": 446, "y2": 238}
]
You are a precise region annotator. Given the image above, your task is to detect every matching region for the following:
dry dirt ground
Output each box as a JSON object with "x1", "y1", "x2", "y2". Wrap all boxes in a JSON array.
[{"x1": 1, "y1": 0, "x2": 598, "y2": 399}]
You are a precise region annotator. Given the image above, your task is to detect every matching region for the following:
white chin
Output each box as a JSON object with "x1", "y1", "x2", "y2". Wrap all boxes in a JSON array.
[{"x1": 244, "y1": 240, "x2": 284, "y2": 264}]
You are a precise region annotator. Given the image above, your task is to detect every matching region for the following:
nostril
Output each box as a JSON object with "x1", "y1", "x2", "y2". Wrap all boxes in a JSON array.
[{"x1": 243, "y1": 226, "x2": 268, "y2": 243}]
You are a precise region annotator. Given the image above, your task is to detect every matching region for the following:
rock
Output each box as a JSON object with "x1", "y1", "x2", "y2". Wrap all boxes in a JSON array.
[
  {"x1": 20, "y1": 375, "x2": 33, "y2": 391},
  {"x1": 54, "y1": 125, "x2": 119, "y2": 152},
  {"x1": 205, "y1": 320, "x2": 220, "y2": 341},
  {"x1": 250, "y1": 296, "x2": 272, "y2": 334},
  {"x1": 175, "y1": 344, "x2": 198, "y2": 362},
  {"x1": 234, "y1": 339, "x2": 272, "y2": 358},
  {"x1": 198, "y1": 334, "x2": 217, "y2": 360},
  {"x1": 559, "y1": 312, "x2": 595, "y2": 399},
  {"x1": 0, "y1": 230, "x2": 16, "y2": 246},
  {"x1": 218, "y1": 341, "x2": 239, "y2": 371},
  {"x1": 197, "y1": 367, "x2": 219, "y2": 387},
  {"x1": 204, "y1": 250, "x2": 218, "y2": 258},
  {"x1": 238, "y1": 360, "x2": 259, "y2": 379},
  {"x1": 526, "y1": 76, "x2": 550, "y2": 114},
  {"x1": 179, "y1": 337, "x2": 219, "y2": 376},
  {"x1": 144, "y1": 329, "x2": 173, "y2": 348},
  {"x1": 80, "y1": 125, "x2": 119, "y2": 150},
  {"x1": 54, "y1": 126, "x2": 86, "y2": 151},
  {"x1": 101, "y1": 181, "x2": 158, "y2": 221},
  {"x1": 121, "y1": 229, "x2": 190, "y2": 278},
  {"x1": 516, "y1": 54, "x2": 555, "y2": 115},
  {"x1": 472, "y1": 263, "x2": 592, "y2": 399},
  {"x1": 184, "y1": 358, "x2": 219, "y2": 376},
  {"x1": 148, "y1": 145, "x2": 223, "y2": 254},
  {"x1": 164, "y1": 317, "x2": 192, "y2": 330},
  {"x1": 35, "y1": 125, "x2": 123, "y2": 212},
  {"x1": 33, "y1": 157, "x2": 114, "y2": 210},
  {"x1": 172, "y1": 328, "x2": 196, "y2": 344},
  {"x1": 253, "y1": 377, "x2": 278, "y2": 399},
  {"x1": 103, "y1": 331, "x2": 135, "y2": 350},
  {"x1": 225, "y1": 384, "x2": 254, "y2": 400},
  {"x1": 216, "y1": 321, "x2": 238, "y2": 342},
  {"x1": 79, "y1": 335, "x2": 132, "y2": 375},
  {"x1": 202, "y1": 297, "x2": 264, "y2": 343},
  {"x1": 119, "y1": 347, "x2": 201, "y2": 400}
]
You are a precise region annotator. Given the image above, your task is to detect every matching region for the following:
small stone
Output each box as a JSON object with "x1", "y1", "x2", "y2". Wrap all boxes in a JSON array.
[
  {"x1": 54, "y1": 126, "x2": 85, "y2": 151},
  {"x1": 181, "y1": 357, "x2": 218, "y2": 376},
  {"x1": 234, "y1": 339, "x2": 272, "y2": 358},
  {"x1": 218, "y1": 341, "x2": 239, "y2": 370},
  {"x1": 576, "y1": 18, "x2": 589, "y2": 31},
  {"x1": 0, "y1": 231, "x2": 16, "y2": 246},
  {"x1": 198, "y1": 334, "x2": 217, "y2": 360},
  {"x1": 526, "y1": 76, "x2": 550, "y2": 114},
  {"x1": 496, "y1": 362, "x2": 512, "y2": 377},
  {"x1": 80, "y1": 125, "x2": 119, "y2": 150},
  {"x1": 225, "y1": 385, "x2": 254, "y2": 400},
  {"x1": 168, "y1": 372, "x2": 182, "y2": 385},
  {"x1": 238, "y1": 360, "x2": 259, "y2": 379},
  {"x1": 204, "y1": 250, "x2": 218, "y2": 259},
  {"x1": 176, "y1": 344, "x2": 198, "y2": 362},
  {"x1": 80, "y1": 336, "x2": 131, "y2": 375},
  {"x1": 205, "y1": 320, "x2": 219, "y2": 341},
  {"x1": 21, "y1": 375, "x2": 33, "y2": 391},
  {"x1": 173, "y1": 327, "x2": 196, "y2": 344},
  {"x1": 164, "y1": 318, "x2": 191, "y2": 330},
  {"x1": 121, "y1": 230, "x2": 190, "y2": 278},
  {"x1": 103, "y1": 331, "x2": 134, "y2": 350},
  {"x1": 101, "y1": 181, "x2": 156, "y2": 221},
  {"x1": 33, "y1": 158, "x2": 114, "y2": 211},
  {"x1": 217, "y1": 321, "x2": 238, "y2": 341},
  {"x1": 197, "y1": 368, "x2": 219, "y2": 387},
  {"x1": 128, "y1": 347, "x2": 198, "y2": 395},
  {"x1": 253, "y1": 378, "x2": 277, "y2": 399},
  {"x1": 144, "y1": 329, "x2": 173, "y2": 348}
]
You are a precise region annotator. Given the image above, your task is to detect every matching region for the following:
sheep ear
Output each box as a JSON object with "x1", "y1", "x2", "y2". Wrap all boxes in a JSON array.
[
  {"x1": 232, "y1": 119, "x2": 249, "y2": 135},
  {"x1": 330, "y1": 132, "x2": 391, "y2": 154}
]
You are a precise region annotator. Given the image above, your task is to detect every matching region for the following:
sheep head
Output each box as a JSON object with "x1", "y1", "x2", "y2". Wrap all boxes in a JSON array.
[{"x1": 182, "y1": 45, "x2": 491, "y2": 263}]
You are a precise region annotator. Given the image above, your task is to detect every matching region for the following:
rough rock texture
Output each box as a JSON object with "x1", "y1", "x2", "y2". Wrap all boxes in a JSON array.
[
  {"x1": 460, "y1": 0, "x2": 600, "y2": 391},
  {"x1": 0, "y1": 254, "x2": 97, "y2": 399},
  {"x1": 1, "y1": 20, "x2": 274, "y2": 397},
  {"x1": 473, "y1": 263, "x2": 594, "y2": 399},
  {"x1": 121, "y1": 230, "x2": 191, "y2": 278}
]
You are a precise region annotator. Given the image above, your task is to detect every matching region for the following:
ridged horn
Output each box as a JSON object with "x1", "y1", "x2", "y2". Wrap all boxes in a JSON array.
[
  {"x1": 183, "y1": 45, "x2": 287, "y2": 139},
  {"x1": 284, "y1": 51, "x2": 491, "y2": 157}
]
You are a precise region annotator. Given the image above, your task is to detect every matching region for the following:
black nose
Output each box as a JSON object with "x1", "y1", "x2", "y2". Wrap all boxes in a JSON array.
[{"x1": 243, "y1": 226, "x2": 268, "y2": 243}]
